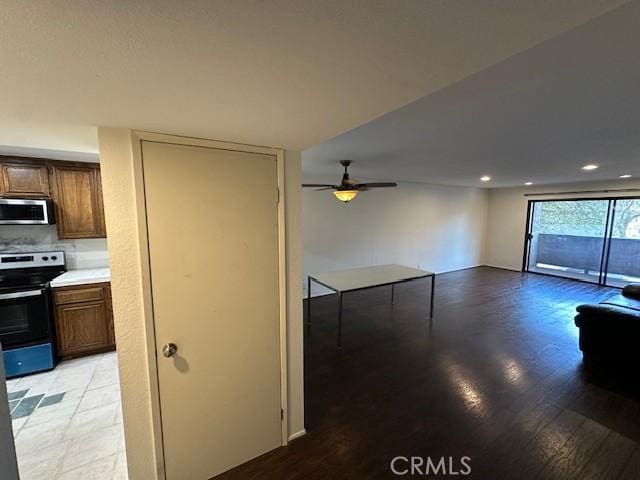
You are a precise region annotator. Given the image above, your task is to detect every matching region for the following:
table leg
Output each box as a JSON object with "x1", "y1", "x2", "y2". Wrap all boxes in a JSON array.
[
  {"x1": 337, "y1": 292, "x2": 343, "y2": 348},
  {"x1": 429, "y1": 275, "x2": 435, "y2": 319},
  {"x1": 391, "y1": 283, "x2": 395, "y2": 305}
]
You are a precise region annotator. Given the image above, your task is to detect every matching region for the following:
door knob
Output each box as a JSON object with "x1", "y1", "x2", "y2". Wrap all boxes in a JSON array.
[{"x1": 162, "y1": 343, "x2": 178, "y2": 358}]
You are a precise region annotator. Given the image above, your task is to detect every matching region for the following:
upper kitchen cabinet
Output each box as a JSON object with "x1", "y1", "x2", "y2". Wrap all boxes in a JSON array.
[
  {"x1": 0, "y1": 160, "x2": 50, "y2": 198},
  {"x1": 50, "y1": 163, "x2": 107, "y2": 239},
  {"x1": 0, "y1": 156, "x2": 106, "y2": 239}
]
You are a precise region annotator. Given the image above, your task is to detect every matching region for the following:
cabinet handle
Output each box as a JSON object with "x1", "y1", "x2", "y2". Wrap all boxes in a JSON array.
[{"x1": 0, "y1": 289, "x2": 43, "y2": 300}]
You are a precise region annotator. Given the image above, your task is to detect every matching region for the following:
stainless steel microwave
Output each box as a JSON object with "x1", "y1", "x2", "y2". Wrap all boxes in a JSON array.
[{"x1": 0, "y1": 198, "x2": 56, "y2": 225}]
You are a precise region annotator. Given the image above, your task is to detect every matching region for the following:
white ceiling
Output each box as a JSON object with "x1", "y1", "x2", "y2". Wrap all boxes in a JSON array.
[
  {"x1": 304, "y1": 1, "x2": 640, "y2": 188},
  {"x1": 0, "y1": 0, "x2": 628, "y2": 157}
]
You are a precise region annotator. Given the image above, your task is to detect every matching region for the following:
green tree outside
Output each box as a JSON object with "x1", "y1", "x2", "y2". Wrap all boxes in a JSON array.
[{"x1": 534, "y1": 199, "x2": 640, "y2": 238}]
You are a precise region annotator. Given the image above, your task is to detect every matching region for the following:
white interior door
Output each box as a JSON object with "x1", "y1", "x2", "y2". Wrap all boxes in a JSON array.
[{"x1": 141, "y1": 141, "x2": 283, "y2": 479}]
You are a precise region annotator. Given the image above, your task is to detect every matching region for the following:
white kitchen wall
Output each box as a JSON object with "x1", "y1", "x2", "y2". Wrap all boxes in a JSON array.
[
  {"x1": 0, "y1": 225, "x2": 109, "y2": 269},
  {"x1": 303, "y1": 177, "x2": 488, "y2": 297},
  {"x1": 485, "y1": 179, "x2": 640, "y2": 271}
]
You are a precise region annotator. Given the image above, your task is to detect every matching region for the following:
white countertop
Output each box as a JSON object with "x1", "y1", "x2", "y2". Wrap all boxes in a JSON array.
[{"x1": 50, "y1": 268, "x2": 111, "y2": 288}]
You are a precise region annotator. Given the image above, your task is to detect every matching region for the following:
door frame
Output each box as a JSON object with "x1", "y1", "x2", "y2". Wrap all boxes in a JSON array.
[
  {"x1": 129, "y1": 131, "x2": 289, "y2": 478},
  {"x1": 522, "y1": 195, "x2": 640, "y2": 286}
]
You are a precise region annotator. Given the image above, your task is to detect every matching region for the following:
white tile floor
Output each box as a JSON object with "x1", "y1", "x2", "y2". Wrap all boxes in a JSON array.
[{"x1": 5, "y1": 352, "x2": 128, "y2": 480}]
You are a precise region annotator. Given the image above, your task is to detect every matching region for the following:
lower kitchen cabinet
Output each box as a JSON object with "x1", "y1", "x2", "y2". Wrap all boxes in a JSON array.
[{"x1": 53, "y1": 282, "x2": 115, "y2": 359}]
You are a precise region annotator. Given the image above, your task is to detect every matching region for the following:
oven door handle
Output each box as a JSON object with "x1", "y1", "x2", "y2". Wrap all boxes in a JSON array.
[{"x1": 0, "y1": 289, "x2": 44, "y2": 300}]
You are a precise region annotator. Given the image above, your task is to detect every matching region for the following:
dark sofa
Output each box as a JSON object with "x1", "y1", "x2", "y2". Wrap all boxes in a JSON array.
[{"x1": 575, "y1": 284, "x2": 640, "y2": 363}]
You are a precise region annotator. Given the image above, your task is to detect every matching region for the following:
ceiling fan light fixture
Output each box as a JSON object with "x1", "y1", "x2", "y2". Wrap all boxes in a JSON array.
[
  {"x1": 333, "y1": 190, "x2": 358, "y2": 203},
  {"x1": 303, "y1": 160, "x2": 396, "y2": 201}
]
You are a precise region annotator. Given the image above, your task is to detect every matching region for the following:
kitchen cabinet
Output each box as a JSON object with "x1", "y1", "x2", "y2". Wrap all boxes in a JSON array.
[
  {"x1": 0, "y1": 155, "x2": 106, "y2": 239},
  {"x1": 53, "y1": 282, "x2": 115, "y2": 359},
  {"x1": 50, "y1": 163, "x2": 106, "y2": 239},
  {"x1": 0, "y1": 161, "x2": 50, "y2": 198}
]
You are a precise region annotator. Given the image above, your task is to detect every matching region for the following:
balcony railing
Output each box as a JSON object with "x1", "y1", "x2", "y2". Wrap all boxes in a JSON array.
[{"x1": 533, "y1": 233, "x2": 640, "y2": 276}]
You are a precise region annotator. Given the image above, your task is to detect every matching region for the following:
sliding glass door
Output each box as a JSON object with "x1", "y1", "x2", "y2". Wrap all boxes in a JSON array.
[
  {"x1": 605, "y1": 199, "x2": 640, "y2": 286},
  {"x1": 524, "y1": 198, "x2": 640, "y2": 287}
]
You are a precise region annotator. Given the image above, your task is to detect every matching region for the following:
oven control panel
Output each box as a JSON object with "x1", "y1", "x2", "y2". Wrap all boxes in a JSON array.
[{"x1": 0, "y1": 251, "x2": 65, "y2": 270}]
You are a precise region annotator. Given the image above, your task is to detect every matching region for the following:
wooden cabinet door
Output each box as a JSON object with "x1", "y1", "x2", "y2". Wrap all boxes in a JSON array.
[
  {"x1": 0, "y1": 162, "x2": 50, "y2": 197},
  {"x1": 55, "y1": 300, "x2": 111, "y2": 357},
  {"x1": 104, "y1": 284, "x2": 115, "y2": 346},
  {"x1": 51, "y1": 165, "x2": 106, "y2": 239},
  {"x1": 106, "y1": 296, "x2": 115, "y2": 346}
]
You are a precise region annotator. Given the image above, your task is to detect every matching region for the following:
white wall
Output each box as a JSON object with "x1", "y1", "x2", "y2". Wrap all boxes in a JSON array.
[
  {"x1": 283, "y1": 152, "x2": 305, "y2": 440},
  {"x1": 303, "y1": 177, "x2": 488, "y2": 297},
  {"x1": 98, "y1": 129, "x2": 158, "y2": 479},
  {"x1": 486, "y1": 179, "x2": 640, "y2": 271}
]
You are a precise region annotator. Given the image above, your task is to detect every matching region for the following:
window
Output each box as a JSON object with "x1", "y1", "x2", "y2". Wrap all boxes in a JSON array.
[{"x1": 523, "y1": 198, "x2": 640, "y2": 286}]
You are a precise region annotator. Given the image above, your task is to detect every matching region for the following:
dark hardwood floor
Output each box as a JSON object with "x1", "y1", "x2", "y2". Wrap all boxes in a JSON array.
[{"x1": 216, "y1": 267, "x2": 640, "y2": 479}]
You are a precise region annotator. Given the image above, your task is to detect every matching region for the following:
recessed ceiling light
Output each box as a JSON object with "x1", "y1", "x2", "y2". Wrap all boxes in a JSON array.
[
  {"x1": 619, "y1": 174, "x2": 632, "y2": 178},
  {"x1": 524, "y1": 182, "x2": 533, "y2": 186},
  {"x1": 582, "y1": 164, "x2": 599, "y2": 171},
  {"x1": 480, "y1": 176, "x2": 491, "y2": 182}
]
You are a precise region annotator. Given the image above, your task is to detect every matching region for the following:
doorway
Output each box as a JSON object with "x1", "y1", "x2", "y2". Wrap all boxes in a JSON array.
[
  {"x1": 0, "y1": 155, "x2": 126, "y2": 480},
  {"x1": 523, "y1": 197, "x2": 640, "y2": 287}
]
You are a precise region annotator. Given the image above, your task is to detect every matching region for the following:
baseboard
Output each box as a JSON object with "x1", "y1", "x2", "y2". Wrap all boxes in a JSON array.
[
  {"x1": 482, "y1": 264, "x2": 522, "y2": 272},
  {"x1": 288, "y1": 429, "x2": 306, "y2": 442},
  {"x1": 439, "y1": 264, "x2": 485, "y2": 273}
]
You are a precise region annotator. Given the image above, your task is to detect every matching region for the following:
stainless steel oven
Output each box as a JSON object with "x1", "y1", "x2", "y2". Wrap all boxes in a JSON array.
[{"x1": 0, "y1": 198, "x2": 55, "y2": 225}]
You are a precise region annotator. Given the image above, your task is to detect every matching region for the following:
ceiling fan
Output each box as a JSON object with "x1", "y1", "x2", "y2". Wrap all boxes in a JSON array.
[{"x1": 302, "y1": 160, "x2": 397, "y2": 203}]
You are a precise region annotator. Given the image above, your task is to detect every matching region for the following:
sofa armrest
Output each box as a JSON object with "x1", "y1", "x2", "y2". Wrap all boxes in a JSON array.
[
  {"x1": 576, "y1": 303, "x2": 608, "y2": 315},
  {"x1": 622, "y1": 284, "x2": 640, "y2": 300},
  {"x1": 575, "y1": 303, "x2": 640, "y2": 327}
]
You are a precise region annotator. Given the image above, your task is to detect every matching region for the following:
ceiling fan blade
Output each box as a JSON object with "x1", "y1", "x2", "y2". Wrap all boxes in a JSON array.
[
  {"x1": 356, "y1": 182, "x2": 398, "y2": 188},
  {"x1": 302, "y1": 184, "x2": 336, "y2": 188},
  {"x1": 315, "y1": 187, "x2": 335, "y2": 191}
]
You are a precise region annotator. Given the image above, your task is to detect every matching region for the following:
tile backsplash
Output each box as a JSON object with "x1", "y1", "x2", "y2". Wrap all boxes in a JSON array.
[{"x1": 0, "y1": 225, "x2": 109, "y2": 270}]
